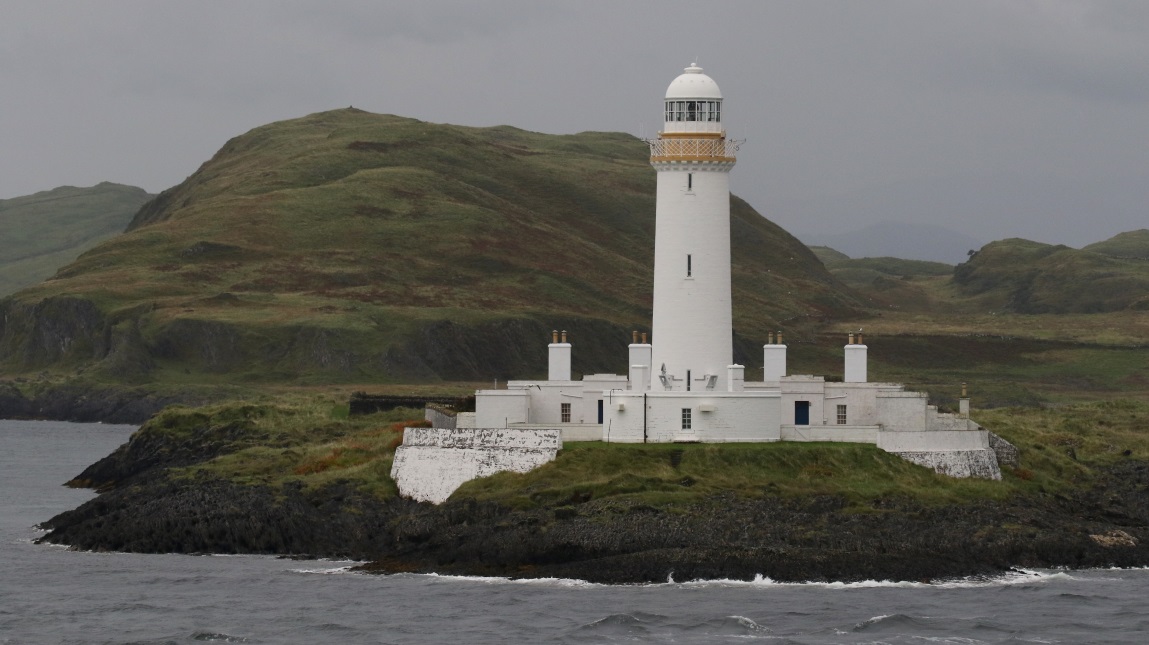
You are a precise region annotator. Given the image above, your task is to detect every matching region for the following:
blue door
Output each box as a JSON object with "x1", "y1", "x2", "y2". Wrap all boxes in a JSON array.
[
  {"x1": 597, "y1": 399, "x2": 604, "y2": 424},
  {"x1": 795, "y1": 401, "x2": 811, "y2": 425}
]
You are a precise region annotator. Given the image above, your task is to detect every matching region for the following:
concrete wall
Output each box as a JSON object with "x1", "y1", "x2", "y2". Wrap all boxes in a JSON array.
[
  {"x1": 781, "y1": 425, "x2": 879, "y2": 443},
  {"x1": 424, "y1": 406, "x2": 457, "y2": 430},
  {"x1": 603, "y1": 391, "x2": 780, "y2": 443},
  {"x1": 391, "y1": 428, "x2": 562, "y2": 504},
  {"x1": 511, "y1": 423, "x2": 602, "y2": 442},
  {"x1": 876, "y1": 391, "x2": 929, "y2": 432},
  {"x1": 474, "y1": 390, "x2": 530, "y2": 428},
  {"x1": 877, "y1": 429, "x2": 989, "y2": 452}
]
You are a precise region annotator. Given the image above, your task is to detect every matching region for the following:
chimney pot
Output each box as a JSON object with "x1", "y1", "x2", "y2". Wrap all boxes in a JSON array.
[
  {"x1": 848, "y1": 332, "x2": 855, "y2": 345},
  {"x1": 561, "y1": 330, "x2": 567, "y2": 343},
  {"x1": 777, "y1": 331, "x2": 783, "y2": 344},
  {"x1": 641, "y1": 332, "x2": 648, "y2": 344},
  {"x1": 552, "y1": 330, "x2": 558, "y2": 344},
  {"x1": 632, "y1": 330, "x2": 638, "y2": 344}
]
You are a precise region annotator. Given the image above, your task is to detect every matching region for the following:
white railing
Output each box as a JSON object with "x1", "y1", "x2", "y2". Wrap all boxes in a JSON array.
[{"x1": 647, "y1": 137, "x2": 741, "y2": 161}]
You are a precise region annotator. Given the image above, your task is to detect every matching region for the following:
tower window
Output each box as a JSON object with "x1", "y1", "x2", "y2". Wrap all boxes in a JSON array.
[
  {"x1": 687, "y1": 173, "x2": 692, "y2": 191},
  {"x1": 561, "y1": 402, "x2": 571, "y2": 423},
  {"x1": 686, "y1": 254, "x2": 692, "y2": 277},
  {"x1": 681, "y1": 408, "x2": 692, "y2": 430},
  {"x1": 837, "y1": 404, "x2": 847, "y2": 425},
  {"x1": 686, "y1": 369, "x2": 692, "y2": 391}
]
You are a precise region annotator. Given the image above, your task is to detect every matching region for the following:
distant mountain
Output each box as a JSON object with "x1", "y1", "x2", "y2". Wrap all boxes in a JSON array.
[
  {"x1": 954, "y1": 238, "x2": 1149, "y2": 313},
  {"x1": 1083, "y1": 230, "x2": 1149, "y2": 260},
  {"x1": 799, "y1": 221, "x2": 984, "y2": 264},
  {"x1": 0, "y1": 183, "x2": 152, "y2": 296},
  {"x1": 809, "y1": 245, "x2": 850, "y2": 265},
  {"x1": 0, "y1": 109, "x2": 862, "y2": 385}
]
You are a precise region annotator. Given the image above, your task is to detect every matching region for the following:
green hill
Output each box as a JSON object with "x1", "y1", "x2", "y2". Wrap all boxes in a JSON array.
[
  {"x1": 954, "y1": 238, "x2": 1149, "y2": 313},
  {"x1": 0, "y1": 183, "x2": 152, "y2": 297},
  {"x1": 810, "y1": 245, "x2": 850, "y2": 265},
  {"x1": 1083, "y1": 230, "x2": 1149, "y2": 260},
  {"x1": 0, "y1": 109, "x2": 861, "y2": 386}
]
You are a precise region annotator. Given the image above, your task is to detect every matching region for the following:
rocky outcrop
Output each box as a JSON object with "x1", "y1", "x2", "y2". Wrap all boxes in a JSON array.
[
  {"x1": 36, "y1": 409, "x2": 1149, "y2": 583},
  {"x1": 39, "y1": 463, "x2": 1149, "y2": 583}
]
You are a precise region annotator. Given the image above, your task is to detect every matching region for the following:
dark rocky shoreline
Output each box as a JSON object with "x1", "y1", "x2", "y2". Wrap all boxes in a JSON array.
[
  {"x1": 0, "y1": 380, "x2": 209, "y2": 424},
  {"x1": 35, "y1": 414, "x2": 1149, "y2": 584}
]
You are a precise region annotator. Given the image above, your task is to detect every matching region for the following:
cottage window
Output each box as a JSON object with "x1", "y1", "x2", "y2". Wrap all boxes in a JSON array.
[
  {"x1": 681, "y1": 408, "x2": 692, "y2": 430},
  {"x1": 561, "y1": 402, "x2": 571, "y2": 423},
  {"x1": 836, "y1": 404, "x2": 847, "y2": 425}
]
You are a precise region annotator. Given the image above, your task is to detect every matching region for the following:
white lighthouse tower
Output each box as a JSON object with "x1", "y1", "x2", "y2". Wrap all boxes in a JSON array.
[{"x1": 649, "y1": 64, "x2": 739, "y2": 392}]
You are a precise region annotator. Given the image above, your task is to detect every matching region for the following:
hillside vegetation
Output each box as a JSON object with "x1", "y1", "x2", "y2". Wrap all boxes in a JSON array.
[
  {"x1": 0, "y1": 109, "x2": 860, "y2": 387},
  {"x1": 1084, "y1": 229, "x2": 1149, "y2": 260},
  {"x1": 954, "y1": 238, "x2": 1149, "y2": 313},
  {"x1": 0, "y1": 183, "x2": 151, "y2": 296}
]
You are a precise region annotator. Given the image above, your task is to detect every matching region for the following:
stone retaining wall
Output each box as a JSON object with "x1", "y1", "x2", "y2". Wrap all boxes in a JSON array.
[{"x1": 391, "y1": 428, "x2": 562, "y2": 504}]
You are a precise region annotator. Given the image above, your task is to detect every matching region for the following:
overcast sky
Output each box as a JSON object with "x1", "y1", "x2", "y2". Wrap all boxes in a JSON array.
[{"x1": 1, "y1": 0, "x2": 1146, "y2": 248}]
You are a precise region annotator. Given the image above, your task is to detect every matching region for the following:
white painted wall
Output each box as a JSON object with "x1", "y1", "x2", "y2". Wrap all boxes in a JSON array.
[
  {"x1": 781, "y1": 425, "x2": 880, "y2": 443},
  {"x1": 763, "y1": 344, "x2": 787, "y2": 382},
  {"x1": 877, "y1": 429, "x2": 989, "y2": 452},
  {"x1": 893, "y1": 450, "x2": 1001, "y2": 480},
  {"x1": 844, "y1": 344, "x2": 868, "y2": 382},
  {"x1": 650, "y1": 162, "x2": 734, "y2": 393},
  {"x1": 780, "y1": 376, "x2": 826, "y2": 426},
  {"x1": 391, "y1": 428, "x2": 562, "y2": 504},
  {"x1": 548, "y1": 342, "x2": 571, "y2": 381},
  {"x1": 727, "y1": 364, "x2": 745, "y2": 392},
  {"x1": 876, "y1": 391, "x2": 929, "y2": 432},
  {"x1": 628, "y1": 343, "x2": 652, "y2": 391},
  {"x1": 474, "y1": 390, "x2": 530, "y2": 428},
  {"x1": 603, "y1": 391, "x2": 780, "y2": 443}
]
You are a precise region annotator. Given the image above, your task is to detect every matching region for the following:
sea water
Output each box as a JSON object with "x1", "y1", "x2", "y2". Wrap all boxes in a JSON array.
[{"x1": 1, "y1": 418, "x2": 1147, "y2": 644}]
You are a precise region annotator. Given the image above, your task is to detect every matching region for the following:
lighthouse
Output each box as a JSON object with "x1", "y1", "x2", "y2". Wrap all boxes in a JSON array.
[{"x1": 649, "y1": 64, "x2": 739, "y2": 392}]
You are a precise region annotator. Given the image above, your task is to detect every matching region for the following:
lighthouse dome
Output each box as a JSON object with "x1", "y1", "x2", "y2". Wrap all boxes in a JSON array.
[{"x1": 665, "y1": 63, "x2": 722, "y2": 100}]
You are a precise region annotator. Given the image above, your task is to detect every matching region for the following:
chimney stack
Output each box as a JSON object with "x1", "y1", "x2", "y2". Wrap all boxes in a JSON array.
[
  {"x1": 628, "y1": 330, "x2": 653, "y2": 391},
  {"x1": 763, "y1": 330, "x2": 787, "y2": 382},
  {"x1": 548, "y1": 329, "x2": 572, "y2": 381},
  {"x1": 844, "y1": 333, "x2": 867, "y2": 383}
]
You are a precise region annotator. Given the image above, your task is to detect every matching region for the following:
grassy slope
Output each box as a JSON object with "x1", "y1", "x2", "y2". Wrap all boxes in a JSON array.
[
  {"x1": 953, "y1": 238, "x2": 1149, "y2": 313},
  {"x1": 1084, "y1": 229, "x2": 1149, "y2": 259},
  {"x1": 0, "y1": 183, "x2": 151, "y2": 296},
  {"x1": 1, "y1": 109, "x2": 859, "y2": 386}
]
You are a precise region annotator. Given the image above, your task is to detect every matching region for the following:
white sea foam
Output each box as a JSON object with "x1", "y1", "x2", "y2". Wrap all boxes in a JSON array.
[
  {"x1": 290, "y1": 565, "x2": 358, "y2": 575},
  {"x1": 656, "y1": 568, "x2": 1091, "y2": 590}
]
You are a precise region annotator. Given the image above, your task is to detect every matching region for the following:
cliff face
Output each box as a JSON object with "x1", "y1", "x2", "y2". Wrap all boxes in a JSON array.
[{"x1": 0, "y1": 109, "x2": 861, "y2": 387}]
